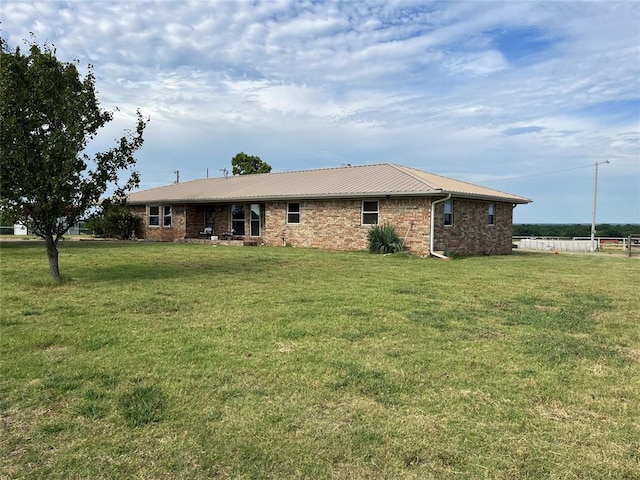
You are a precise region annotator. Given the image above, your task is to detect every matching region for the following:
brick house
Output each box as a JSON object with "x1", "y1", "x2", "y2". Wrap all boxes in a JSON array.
[{"x1": 127, "y1": 163, "x2": 531, "y2": 256}]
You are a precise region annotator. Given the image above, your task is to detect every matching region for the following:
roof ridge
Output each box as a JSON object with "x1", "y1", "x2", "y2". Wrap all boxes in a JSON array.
[
  {"x1": 387, "y1": 163, "x2": 441, "y2": 190},
  {"x1": 269, "y1": 163, "x2": 385, "y2": 176},
  {"x1": 189, "y1": 163, "x2": 384, "y2": 181},
  {"x1": 415, "y1": 166, "x2": 530, "y2": 200},
  {"x1": 388, "y1": 164, "x2": 527, "y2": 200}
]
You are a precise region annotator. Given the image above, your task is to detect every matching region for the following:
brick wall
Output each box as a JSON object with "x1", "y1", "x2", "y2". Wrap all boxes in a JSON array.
[
  {"x1": 213, "y1": 206, "x2": 231, "y2": 236},
  {"x1": 130, "y1": 204, "x2": 187, "y2": 242},
  {"x1": 185, "y1": 204, "x2": 204, "y2": 239},
  {"x1": 262, "y1": 197, "x2": 433, "y2": 256},
  {"x1": 433, "y1": 199, "x2": 513, "y2": 255},
  {"x1": 131, "y1": 197, "x2": 515, "y2": 256}
]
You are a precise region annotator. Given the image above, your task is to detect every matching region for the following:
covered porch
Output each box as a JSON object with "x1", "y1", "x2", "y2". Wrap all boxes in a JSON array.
[{"x1": 185, "y1": 202, "x2": 265, "y2": 243}]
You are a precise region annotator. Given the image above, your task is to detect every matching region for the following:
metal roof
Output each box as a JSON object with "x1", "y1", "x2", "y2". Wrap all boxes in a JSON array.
[{"x1": 127, "y1": 163, "x2": 531, "y2": 204}]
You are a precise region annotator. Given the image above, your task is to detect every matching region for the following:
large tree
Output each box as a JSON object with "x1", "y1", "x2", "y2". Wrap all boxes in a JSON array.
[
  {"x1": 0, "y1": 37, "x2": 148, "y2": 280},
  {"x1": 231, "y1": 152, "x2": 272, "y2": 175}
]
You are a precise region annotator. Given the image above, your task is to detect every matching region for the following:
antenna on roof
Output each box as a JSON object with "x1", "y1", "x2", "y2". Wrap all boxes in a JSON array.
[
  {"x1": 220, "y1": 168, "x2": 228, "y2": 178},
  {"x1": 173, "y1": 170, "x2": 180, "y2": 183}
]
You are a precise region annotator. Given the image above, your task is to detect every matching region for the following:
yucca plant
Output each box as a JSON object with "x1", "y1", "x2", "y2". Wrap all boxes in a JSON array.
[{"x1": 367, "y1": 224, "x2": 404, "y2": 254}]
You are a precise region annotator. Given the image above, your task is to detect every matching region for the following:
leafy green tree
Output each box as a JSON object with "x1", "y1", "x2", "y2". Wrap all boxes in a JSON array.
[
  {"x1": 0, "y1": 37, "x2": 148, "y2": 280},
  {"x1": 0, "y1": 208, "x2": 14, "y2": 227},
  {"x1": 231, "y1": 152, "x2": 272, "y2": 175}
]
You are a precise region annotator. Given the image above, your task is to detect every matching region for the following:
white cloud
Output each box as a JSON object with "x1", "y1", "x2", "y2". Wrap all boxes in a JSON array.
[
  {"x1": 445, "y1": 49, "x2": 508, "y2": 76},
  {"x1": 1, "y1": 0, "x2": 638, "y2": 223}
]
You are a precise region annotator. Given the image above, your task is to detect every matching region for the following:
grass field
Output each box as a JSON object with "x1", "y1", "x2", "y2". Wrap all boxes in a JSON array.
[{"x1": 1, "y1": 241, "x2": 639, "y2": 479}]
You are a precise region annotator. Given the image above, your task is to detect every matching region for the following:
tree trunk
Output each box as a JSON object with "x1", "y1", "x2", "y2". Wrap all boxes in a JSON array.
[{"x1": 45, "y1": 233, "x2": 61, "y2": 281}]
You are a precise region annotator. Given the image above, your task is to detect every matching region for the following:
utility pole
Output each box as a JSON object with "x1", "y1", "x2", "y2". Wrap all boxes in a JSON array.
[{"x1": 590, "y1": 160, "x2": 609, "y2": 252}]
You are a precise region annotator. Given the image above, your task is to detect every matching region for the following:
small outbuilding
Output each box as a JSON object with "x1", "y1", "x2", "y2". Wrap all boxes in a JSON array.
[
  {"x1": 13, "y1": 223, "x2": 28, "y2": 236},
  {"x1": 127, "y1": 163, "x2": 531, "y2": 256}
]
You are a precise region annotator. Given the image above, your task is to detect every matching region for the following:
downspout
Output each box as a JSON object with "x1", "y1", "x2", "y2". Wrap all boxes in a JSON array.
[{"x1": 430, "y1": 193, "x2": 451, "y2": 259}]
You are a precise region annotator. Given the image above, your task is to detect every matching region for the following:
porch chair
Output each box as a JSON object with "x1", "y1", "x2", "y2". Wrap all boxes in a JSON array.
[{"x1": 199, "y1": 226, "x2": 213, "y2": 237}]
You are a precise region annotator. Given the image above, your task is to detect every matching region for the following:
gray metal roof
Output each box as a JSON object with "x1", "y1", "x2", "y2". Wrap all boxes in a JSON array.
[{"x1": 127, "y1": 163, "x2": 531, "y2": 204}]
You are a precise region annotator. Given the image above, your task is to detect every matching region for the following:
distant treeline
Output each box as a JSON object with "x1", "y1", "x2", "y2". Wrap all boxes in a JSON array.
[{"x1": 513, "y1": 224, "x2": 640, "y2": 238}]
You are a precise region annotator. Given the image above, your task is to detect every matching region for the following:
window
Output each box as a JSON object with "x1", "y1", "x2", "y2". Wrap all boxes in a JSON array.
[
  {"x1": 444, "y1": 200, "x2": 453, "y2": 226},
  {"x1": 250, "y1": 204, "x2": 260, "y2": 236},
  {"x1": 149, "y1": 205, "x2": 173, "y2": 227},
  {"x1": 231, "y1": 204, "x2": 245, "y2": 235},
  {"x1": 287, "y1": 203, "x2": 300, "y2": 224},
  {"x1": 149, "y1": 206, "x2": 160, "y2": 226},
  {"x1": 163, "y1": 205, "x2": 172, "y2": 227},
  {"x1": 488, "y1": 203, "x2": 495, "y2": 226},
  {"x1": 362, "y1": 201, "x2": 379, "y2": 225}
]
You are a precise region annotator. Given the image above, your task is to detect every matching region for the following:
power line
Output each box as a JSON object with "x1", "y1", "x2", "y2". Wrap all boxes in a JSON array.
[{"x1": 482, "y1": 162, "x2": 599, "y2": 183}]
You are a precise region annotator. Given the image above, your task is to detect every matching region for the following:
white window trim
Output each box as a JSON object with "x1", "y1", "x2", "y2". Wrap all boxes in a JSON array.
[
  {"x1": 148, "y1": 205, "x2": 160, "y2": 227},
  {"x1": 488, "y1": 203, "x2": 495, "y2": 226},
  {"x1": 250, "y1": 203, "x2": 261, "y2": 237},
  {"x1": 149, "y1": 205, "x2": 174, "y2": 228},
  {"x1": 362, "y1": 200, "x2": 379, "y2": 225},
  {"x1": 444, "y1": 200, "x2": 453, "y2": 227},
  {"x1": 287, "y1": 202, "x2": 300, "y2": 225},
  {"x1": 163, "y1": 205, "x2": 172, "y2": 227},
  {"x1": 231, "y1": 204, "x2": 245, "y2": 236}
]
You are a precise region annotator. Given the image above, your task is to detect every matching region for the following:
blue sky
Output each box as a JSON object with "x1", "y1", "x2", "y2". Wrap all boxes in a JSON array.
[{"x1": 2, "y1": 0, "x2": 639, "y2": 223}]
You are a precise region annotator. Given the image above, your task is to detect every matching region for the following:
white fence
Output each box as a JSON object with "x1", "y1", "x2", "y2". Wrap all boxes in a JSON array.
[
  {"x1": 516, "y1": 238, "x2": 594, "y2": 252},
  {"x1": 0, "y1": 222, "x2": 87, "y2": 236},
  {"x1": 515, "y1": 237, "x2": 639, "y2": 253}
]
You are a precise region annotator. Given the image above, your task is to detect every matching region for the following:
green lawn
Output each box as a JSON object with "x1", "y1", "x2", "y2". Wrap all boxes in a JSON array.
[{"x1": 1, "y1": 241, "x2": 639, "y2": 479}]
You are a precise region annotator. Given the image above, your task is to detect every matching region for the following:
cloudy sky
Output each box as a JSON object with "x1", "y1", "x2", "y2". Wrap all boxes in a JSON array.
[{"x1": 2, "y1": 0, "x2": 639, "y2": 224}]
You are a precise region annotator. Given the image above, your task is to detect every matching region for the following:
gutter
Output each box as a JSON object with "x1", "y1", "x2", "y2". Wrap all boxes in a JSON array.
[{"x1": 430, "y1": 193, "x2": 452, "y2": 259}]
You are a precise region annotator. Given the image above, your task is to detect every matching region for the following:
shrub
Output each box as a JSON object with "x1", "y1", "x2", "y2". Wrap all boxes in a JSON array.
[
  {"x1": 367, "y1": 224, "x2": 404, "y2": 254},
  {"x1": 86, "y1": 201, "x2": 141, "y2": 239}
]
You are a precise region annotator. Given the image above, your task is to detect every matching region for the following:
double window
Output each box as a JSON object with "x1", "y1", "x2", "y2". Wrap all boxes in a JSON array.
[
  {"x1": 488, "y1": 203, "x2": 495, "y2": 226},
  {"x1": 148, "y1": 205, "x2": 173, "y2": 227},
  {"x1": 230, "y1": 204, "x2": 262, "y2": 236},
  {"x1": 444, "y1": 200, "x2": 453, "y2": 226},
  {"x1": 287, "y1": 203, "x2": 300, "y2": 224},
  {"x1": 149, "y1": 206, "x2": 160, "y2": 226},
  {"x1": 362, "y1": 201, "x2": 379, "y2": 225}
]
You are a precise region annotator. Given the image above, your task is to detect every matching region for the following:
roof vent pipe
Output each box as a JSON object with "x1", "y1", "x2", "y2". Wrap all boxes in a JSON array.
[{"x1": 430, "y1": 193, "x2": 451, "y2": 259}]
